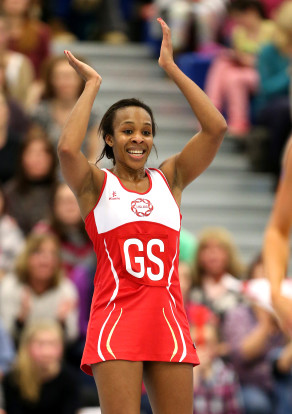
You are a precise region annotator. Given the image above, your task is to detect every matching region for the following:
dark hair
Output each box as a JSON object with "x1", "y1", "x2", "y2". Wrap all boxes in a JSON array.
[
  {"x1": 228, "y1": 0, "x2": 267, "y2": 19},
  {"x1": 0, "y1": 181, "x2": 8, "y2": 215},
  {"x1": 41, "y1": 55, "x2": 85, "y2": 100},
  {"x1": 97, "y1": 98, "x2": 157, "y2": 165}
]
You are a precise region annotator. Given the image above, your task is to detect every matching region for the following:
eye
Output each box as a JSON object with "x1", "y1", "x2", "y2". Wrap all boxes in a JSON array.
[
  {"x1": 124, "y1": 130, "x2": 133, "y2": 134},
  {"x1": 143, "y1": 131, "x2": 151, "y2": 136}
]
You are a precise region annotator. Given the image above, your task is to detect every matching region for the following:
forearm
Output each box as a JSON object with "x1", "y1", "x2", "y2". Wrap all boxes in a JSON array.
[
  {"x1": 58, "y1": 79, "x2": 100, "y2": 155},
  {"x1": 240, "y1": 324, "x2": 271, "y2": 360},
  {"x1": 263, "y1": 227, "x2": 290, "y2": 296},
  {"x1": 163, "y1": 62, "x2": 227, "y2": 136}
]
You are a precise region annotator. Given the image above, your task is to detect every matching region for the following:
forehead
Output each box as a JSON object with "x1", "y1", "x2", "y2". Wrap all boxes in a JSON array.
[{"x1": 113, "y1": 106, "x2": 152, "y2": 127}]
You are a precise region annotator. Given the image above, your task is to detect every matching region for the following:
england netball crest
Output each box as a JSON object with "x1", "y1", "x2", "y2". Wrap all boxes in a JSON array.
[{"x1": 131, "y1": 198, "x2": 153, "y2": 217}]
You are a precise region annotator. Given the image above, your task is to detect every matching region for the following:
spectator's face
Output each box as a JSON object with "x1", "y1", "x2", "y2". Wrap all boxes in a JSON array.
[
  {"x1": 199, "y1": 240, "x2": 229, "y2": 277},
  {"x1": 28, "y1": 329, "x2": 63, "y2": 370},
  {"x1": 54, "y1": 184, "x2": 81, "y2": 226},
  {"x1": 51, "y1": 60, "x2": 82, "y2": 101},
  {"x1": 231, "y1": 9, "x2": 260, "y2": 29},
  {"x1": 28, "y1": 239, "x2": 59, "y2": 283},
  {"x1": 22, "y1": 140, "x2": 53, "y2": 180},
  {"x1": 2, "y1": 0, "x2": 30, "y2": 16}
]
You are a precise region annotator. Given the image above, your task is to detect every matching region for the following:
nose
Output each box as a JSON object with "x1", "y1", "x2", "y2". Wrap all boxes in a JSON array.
[{"x1": 131, "y1": 134, "x2": 144, "y2": 144}]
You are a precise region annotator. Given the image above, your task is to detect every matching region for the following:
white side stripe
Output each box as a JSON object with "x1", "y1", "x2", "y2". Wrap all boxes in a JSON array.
[
  {"x1": 170, "y1": 301, "x2": 186, "y2": 362},
  {"x1": 104, "y1": 239, "x2": 120, "y2": 309},
  {"x1": 97, "y1": 303, "x2": 115, "y2": 361},
  {"x1": 167, "y1": 241, "x2": 178, "y2": 307}
]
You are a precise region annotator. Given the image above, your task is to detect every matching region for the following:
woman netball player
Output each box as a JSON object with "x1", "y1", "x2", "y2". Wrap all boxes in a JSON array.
[
  {"x1": 263, "y1": 137, "x2": 292, "y2": 336},
  {"x1": 58, "y1": 18, "x2": 227, "y2": 414}
]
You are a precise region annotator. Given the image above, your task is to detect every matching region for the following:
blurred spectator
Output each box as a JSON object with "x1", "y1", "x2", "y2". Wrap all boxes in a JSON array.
[
  {"x1": 2, "y1": 320, "x2": 79, "y2": 414},
  {"x1": 143, "y1": 0, "x2": 228, "y2": 53},
  {"x1": 0, "y1": 319, "x2": 14, "y2": 413},
  {"x1": 0, "y1": 12, "x2": 34, "y2": 108},
  {"x1": 1, "y1": 0, "x2": 51, "y2": 78},
  {"x1": 223, "y1": 302, "x2": 285, "y2": 414},
  {"x1": 33, "y1": 182, "x2": 95, "y2": 279},
  {"x1": 205, "y1": 0, "x2": 275, "y2": 138},
  {"x1": 31, "y1": 55, "x2": 100, "y2": 162},
  {"x1": 255, "y1": 0, "x2": 292, "y2": 176},
  {"x1": 33, "y1": 183, "x2": 95, "y2": 339},
  {"x1": 4, "y1": 128, "x2": 57, "y2": 235},
  {"x1": 192, "y1": 322, "x2": 243, "y2": 414},
  {"x1": 191, "y1": 227, "x2": 245, "y2": 323},
  {"x1": 0, "y1": 233, "x2": 79, "y2": 345},
  {"x1": 39, "y1": 0, "x2": 128, "y2": 42},
  {"x1": 0, "y1": 184, "x2": 24, "y2": 279}
]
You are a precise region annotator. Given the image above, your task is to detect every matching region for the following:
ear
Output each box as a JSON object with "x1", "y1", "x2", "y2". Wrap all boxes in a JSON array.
[{"x1": 105, "y1": 134, "x2": 114, "y2": 147}]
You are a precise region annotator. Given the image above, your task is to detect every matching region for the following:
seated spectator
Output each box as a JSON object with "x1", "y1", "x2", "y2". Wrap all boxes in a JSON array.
[
  {"x1": 33, "y1": 183, "x2": 96, "y2": 340},
  {"x1": 0, "y1": 319, "x2": 14, "y2": 413},
  {"x1": 0, "y1": 184, "x2": 24, "y2": 279},
  {"x1": 191, "y1": 227, "x2": 245, "y2": 324},
  {"x1": 205, "y1": 0, "x2": 275, "y2": 138},
  {"x1": 2, "y1": 320, "x2": 79, "y2": 414},
  {"x1": 4, "y1": 128, "x2": 57, "y2": 235},
  {"x1": 1, "y1": 0, "x2": 51, "y2": 78},
  {"x1": 0, "y1": 12, "x2": 34, "y2": 108},
  {"x1": 0, "y1": 233, "x2": 79, "y2": 345},
  {"x1": 33, "y1": 182, "x2": 95, "y2": 278},
  {"x1": 255, "y1": 0, "x2": 292, "y2": 176},
  {"x1": 222, "y1": 301, "x2": 285, "y2": 414},
  {"x1": 144, "y1": 0, "x2": 228, "y2": 53},
  {"x1": 31, "y1": 55, "x2": 100, "y2": 162},
  {"x1": 192, "y1": 321, "x2": 243, "y2": 414}
]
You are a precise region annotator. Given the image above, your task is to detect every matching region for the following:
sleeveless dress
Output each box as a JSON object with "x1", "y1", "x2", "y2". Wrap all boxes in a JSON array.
[{"x1": 81, "y1": 168, "x2": 199, "y2": 375}]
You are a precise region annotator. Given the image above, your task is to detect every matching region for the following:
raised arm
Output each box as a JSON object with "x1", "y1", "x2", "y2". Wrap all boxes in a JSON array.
[
  {"x1": 263, "y1": 138, "x2": 292, "y2": 334},
  {"x1": 58, "y1": 51, "x2": 104, "y2": 220},
  {"x1": 157, "y1": 18, "x2": 227, "y2": 197}
]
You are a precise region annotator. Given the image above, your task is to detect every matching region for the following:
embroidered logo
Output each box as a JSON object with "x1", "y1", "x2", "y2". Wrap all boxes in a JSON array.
[
  {"x1": 131, "y1": 198, "x2": 153, "y2": 217},
  {"x1": 109, "y1": 191, "x2": 120, "y2": 200}
]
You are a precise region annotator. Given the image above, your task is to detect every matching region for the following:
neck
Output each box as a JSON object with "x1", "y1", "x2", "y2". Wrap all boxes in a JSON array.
[
  {"x1": 53, "y1": 98, "x2": 76, "y2": 110},
  {"x1": 39, "y1": 361, "x2": 61, "y2": 382},
  {"x1": 29, "y1": 279, "x2": 50, "y2": 294},
  {"x1": 112, "y1": 163, "x2": 146, "y2": 182}
]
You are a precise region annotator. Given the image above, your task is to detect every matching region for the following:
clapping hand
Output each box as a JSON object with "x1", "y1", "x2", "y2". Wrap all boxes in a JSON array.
[
  {"x1": 157, "y1": 18, "x2": 175, "y2": 70},
  {"x1": 64, "y1": 50, "x2": 102, "y2": 86}
]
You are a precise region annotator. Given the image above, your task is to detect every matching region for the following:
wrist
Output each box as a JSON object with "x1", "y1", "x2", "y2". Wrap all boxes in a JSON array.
[
  {"x1": 160, "y1": 61, "x2": 178, "y2": 74},
  {"x1": 85, "y1": 77, "x2": 101, "y2": 90}
]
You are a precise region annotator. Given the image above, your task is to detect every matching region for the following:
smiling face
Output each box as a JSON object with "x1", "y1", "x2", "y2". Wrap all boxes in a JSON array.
[{"x1": 106, "y1": 106, "x2": 153, "y2": 170}]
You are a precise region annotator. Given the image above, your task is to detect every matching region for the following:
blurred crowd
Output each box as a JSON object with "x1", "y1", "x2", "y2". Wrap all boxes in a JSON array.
[{"x1": 0, "y1": 0, "x2": 292, "y2": 414}]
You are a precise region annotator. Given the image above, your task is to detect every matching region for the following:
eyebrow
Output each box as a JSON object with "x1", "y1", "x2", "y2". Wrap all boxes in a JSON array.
[{"x1": 120, "y1": 121, "x2": 152, "y2": 126}]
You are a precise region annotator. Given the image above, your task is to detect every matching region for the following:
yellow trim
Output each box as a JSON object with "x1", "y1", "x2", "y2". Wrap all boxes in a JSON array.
[
  {"x1": 162, "y1": 307, "x2": 178, "y2": 361},
  {"x1": 106, "y1": 308, "x2": 123, "y2": 359}
]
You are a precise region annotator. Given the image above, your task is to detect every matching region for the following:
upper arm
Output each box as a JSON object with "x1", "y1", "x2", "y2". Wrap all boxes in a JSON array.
[
  {"x1": 58, "y1": 148, "x2": 104, "y2": 219},
  {"x1": 160, "y1": 130, "x2": 223, "y2": 192}
]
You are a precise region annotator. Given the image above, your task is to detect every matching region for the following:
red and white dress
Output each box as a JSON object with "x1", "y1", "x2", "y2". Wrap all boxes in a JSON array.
[{"x1": 81, "y1": 168, "x2": 199, "y2": 375}]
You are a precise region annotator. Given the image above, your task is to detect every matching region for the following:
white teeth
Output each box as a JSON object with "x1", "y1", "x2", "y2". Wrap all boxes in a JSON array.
[{"x1": 128, "y1": 150, "x2": 143, "y2": 154}]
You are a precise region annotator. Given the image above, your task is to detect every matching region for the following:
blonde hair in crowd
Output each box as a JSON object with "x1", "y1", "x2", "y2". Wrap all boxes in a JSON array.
[
  {"x1": 272, "y1": 1, "x2": 292, "y2": 52},
  {"x1": 15, "y1": 233, "x2": 62, "y2": 288},
  {"x1": 192, "y1": 227, "x2": 245, "y2": 286},
  {"x1": 13, "y1": 320, "x2": 64, "y2": 402}
]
